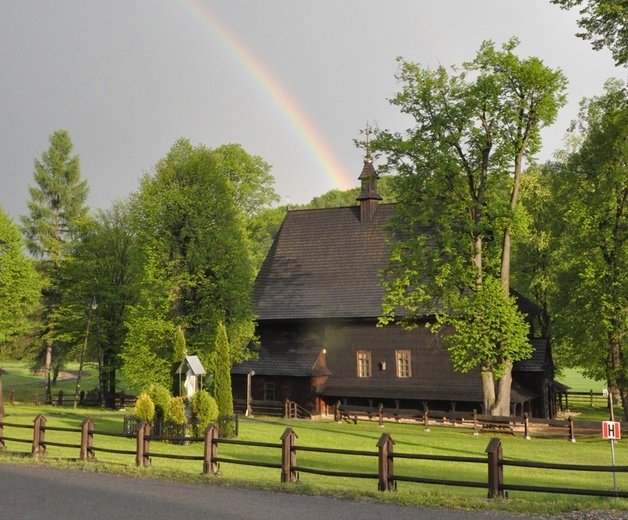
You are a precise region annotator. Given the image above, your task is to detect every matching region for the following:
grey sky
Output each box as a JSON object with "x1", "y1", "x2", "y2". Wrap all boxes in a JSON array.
[{"x1": 0, "y1": 1, "x2": 622, "y2": 220}]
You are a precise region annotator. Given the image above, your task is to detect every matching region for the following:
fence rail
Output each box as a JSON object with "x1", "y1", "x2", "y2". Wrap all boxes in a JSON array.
[
  {"x1": 334, "y1": 404, "x2": 620, "y2": 442},
  {"x1": 1, "y1": 413, "x2": 625, "y2": 499},
  {"x1": 4, "y1": 388, "x2": 136, "y2": 409}
]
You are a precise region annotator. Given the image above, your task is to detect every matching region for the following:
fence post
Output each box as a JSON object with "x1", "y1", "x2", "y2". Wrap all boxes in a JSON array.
[
  {"x1": 10, "y1": 390, "x2": 14, "y2": 406},
  {"x1": 203, "y1": 425, "x2": 219, "y2": 475},
  {"x1": 423, "y1": 410, "x2": 430, "y2": 432},
  {"x1": 590, "y1": 389, "x2": 594, "y2": 407},
  {"x1": 473, "y1": 409, "x2": 478, "y2": 436},
  {"x1": 377, "y1": 433, "x2": 395, "y2": 491},
  {"x1": 280, "y1": 427, "x2": 298, "y2": 483},
  {"x1": 57, "y1": 390, "x2": 64, "y2": 407},
  {"x1": 34, "y1": 390, "x2": 39, "y2": 407},
  {"x1": 486, "y1": 437, "x2": 503, "y2": 499},
  {"x1": 378, "y1": 403, "x2": 384, "y2": 428},
  {"x1": 136, "y1": 421, "x2": 151, "y2": 467},
  {"x1": 524, "y1": 413, "x2": 530, "y2": 440},
  {"x1": 0, "y1": 413, "x2": 4, "y2": 452},
  {"x1": 568, "y1": 416, "x2": 576, "y2": 443},
  {"x1": 334, "y1": 401, "x2": 341, "y2": 422},
  {"x1": 80, "y1": 418, "x2": 94, "y2": 461},
  {"x1": 32, "y1": 414, "x2": 46, "y2": 458}
]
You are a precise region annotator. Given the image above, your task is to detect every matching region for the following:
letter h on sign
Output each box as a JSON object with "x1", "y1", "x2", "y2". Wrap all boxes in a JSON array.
[{"x1": 603, "y1": 421, "x2": 621, "y2": 440}]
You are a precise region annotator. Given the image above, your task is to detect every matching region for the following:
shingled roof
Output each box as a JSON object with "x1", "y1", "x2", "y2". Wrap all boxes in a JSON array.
[{"x1": 254, "y1": 204, "x2": 395, "y2": 320}]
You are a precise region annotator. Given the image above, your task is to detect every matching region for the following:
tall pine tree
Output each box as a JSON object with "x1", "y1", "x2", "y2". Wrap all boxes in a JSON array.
[{"x1": 21, "y1": 130, "x2": 89, "y2": 403}]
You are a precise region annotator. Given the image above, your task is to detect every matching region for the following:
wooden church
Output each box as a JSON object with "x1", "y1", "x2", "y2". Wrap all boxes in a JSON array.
[{"x1": 232, "y1": 156, "x2": 558, "y2": 418}]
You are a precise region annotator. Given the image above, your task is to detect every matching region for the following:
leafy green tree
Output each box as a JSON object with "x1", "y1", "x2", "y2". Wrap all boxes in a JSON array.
[
  {"x1": 212, "y1": 143, "x2": 279, "y2": 217},
  {"x1": 211, "y1": 144, "x2": 280, "y2": 274},
  {"x1": 20, "y1": 130, "x2": 89, "y2": 403},
  {"x1": 122, "y1": 139, "x2": 256, "y2": 389},
  {"x1": 375, "y1": 39, "x2": 567, "y2": 415},
  {"x1": 55, "y1": 201, "x2": 139, "y2": 405},
  {"x1": 511, "y1": 164, "x2": 567, "y2": 340},
  {"x1": 549, "y1": 79, "x2": 628, "y2": 418},
  {"x1": 551, "y1": 0, "x2": 628, "y2": 66},
  {"x1": 247, "y1": 205, "x2": 288, "y2": 274},
  {"x1": 0, "y1": 205, "x2": 40, "y2": 346}
]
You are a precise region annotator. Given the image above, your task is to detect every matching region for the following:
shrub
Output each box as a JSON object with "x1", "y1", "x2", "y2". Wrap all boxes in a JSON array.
[
  {"x1": 134, "y1": 392, "x2": 155, "y2": 423},
  {"x1": 190, "y1": 390, "x2": 219, "y2": 432},
  {"x1": 147, "y1": 384, "x2": 171, "y2": 420},
  {"x1": 165, "y1": 396, "x2": 187, "y2": 425}
]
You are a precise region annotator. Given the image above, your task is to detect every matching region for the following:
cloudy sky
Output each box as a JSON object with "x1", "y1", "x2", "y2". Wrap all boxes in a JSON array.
[{"x1": 0, "y1": 1, "x2": 622, "y2": 220}]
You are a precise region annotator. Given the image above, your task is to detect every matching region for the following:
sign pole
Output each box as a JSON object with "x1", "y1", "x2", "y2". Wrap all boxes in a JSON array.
[{"x1": 609, "y1": 392, "x2": 618, "y2": 495}]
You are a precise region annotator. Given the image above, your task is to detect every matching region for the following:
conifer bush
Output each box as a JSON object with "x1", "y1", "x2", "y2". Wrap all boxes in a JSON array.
[
  {"x1": 190, "y1": 389, "x2": 219, "y2": 432},
  {"x1": 134, "y1": 392, "x2": 155, "y2": 423},
  {"x1": 147, "y1": 384, "x2": 171, "y2": 421},
  {"x1": 165, "y1": 396, "x2": 187, "y2": 425}
]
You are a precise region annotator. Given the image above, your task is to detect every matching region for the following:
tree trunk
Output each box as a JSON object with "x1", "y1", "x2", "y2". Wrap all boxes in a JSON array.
[
  {"x1": 482, "y1": 369, "x2": 496, "y2": 414},
  {"x1": 44, "y1": 341, "x2": 53, "y2": 405},
  {"x1": 493, "y1": 361, "x2": 513, "y2": 416},
  {"x1": 619, "y1": 387, "x2": 628, "y2": 423}
]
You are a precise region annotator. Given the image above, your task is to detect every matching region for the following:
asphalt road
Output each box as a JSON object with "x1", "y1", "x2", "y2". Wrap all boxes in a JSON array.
[{"x1": 0, "y1": 463, "x2": 540, "y2": 520}]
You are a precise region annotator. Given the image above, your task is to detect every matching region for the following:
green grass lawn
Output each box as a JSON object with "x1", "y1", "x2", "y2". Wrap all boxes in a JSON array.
[
  {"x1": 1, "y1": 361, "x2": 140, "y2": 404},
  {"x1": 556, "y1": 368, "x2": 603, "y2": 393},
  {"x1": 555, "y1": 368, "x2": 621, "y2": 421},
  {"x1": 1, "y1": 409, "x2": 627, "y2": 515},
  {"x1": 1, "y1": 364, "x2": 627, "y2": 514}
]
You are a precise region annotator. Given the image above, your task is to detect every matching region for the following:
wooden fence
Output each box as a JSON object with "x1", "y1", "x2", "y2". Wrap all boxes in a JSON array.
[
  {"x1": 558, "y1": 390, "x2": 609, "y2": 411},
  {"x1": 334, "y1": 404, "x2": 619, "y2": 442},
  {"x1": 0, "y1": 413, "x2": 626, "y2": 499},
  {"x1": 5, "y1": 389, "x2": 135, "y2": 409}
]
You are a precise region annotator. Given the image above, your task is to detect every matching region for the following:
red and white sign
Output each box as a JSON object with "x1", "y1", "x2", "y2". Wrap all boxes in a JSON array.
[{"x1": 603, "y1": 421, "x2": 621, "y2": 440}]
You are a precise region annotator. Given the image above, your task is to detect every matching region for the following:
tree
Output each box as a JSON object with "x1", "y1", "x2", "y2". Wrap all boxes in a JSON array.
[
  {"x1": 122, "y1": 139, "x2": 256, "y2": 389},
  {"x1": 56, "y1": 201, "x2": 139, "y2": 405},
  {"x1": 549, "y1": 79, "x2": 628, "y2": 418},
  {"x1": 511, "y1": 163, "x2": 567, "y2": 340},
  {"x1": 212, "y1": 144, "x2": 280, "y2": 273},
  {"x1": 0, "y1": 205, "x2": 40, "y2": 346},
  {"x1": 375, "y1": 39, "x2": 567, "y2": 415},
  {"x1": 551, "y1": 0, "x2": 628, "y2": 66},
  {"x1": 20, "y1": 130, "x2": 89, "y2": 403}
]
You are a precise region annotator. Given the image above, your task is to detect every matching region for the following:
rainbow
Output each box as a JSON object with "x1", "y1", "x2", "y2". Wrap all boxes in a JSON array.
[{"x1": 180, "y1": 0, "x2": 355, "y2": 191}]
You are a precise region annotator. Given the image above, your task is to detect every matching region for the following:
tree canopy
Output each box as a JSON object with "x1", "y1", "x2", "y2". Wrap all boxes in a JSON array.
[
  {"x1": 551, "y1": 0, "x2": 628, "y2": 66},
  {"x1": 545, "y1": 79, "x2": 628, "y2": 417},
  {"x1": 0, "y1": 205, "x2": 40, "y2": 346},
  {"x1": 375, "y1": 38, "x2": 567, "y2": 414},
  {"x1": 121, "y1": 139, "x2": 256, "y2": 390},
  {"x1": 20, "y1": 130, "x2": 89, "y2": 403}
]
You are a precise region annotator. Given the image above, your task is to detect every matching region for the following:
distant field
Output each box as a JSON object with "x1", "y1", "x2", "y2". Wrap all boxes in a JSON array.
[
  {"x1": 1, "y1": 362, "x2": 100, "y2": 404},
  {"x1": 556, "y1": 368, "x2": 602, "y2": 393}
]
